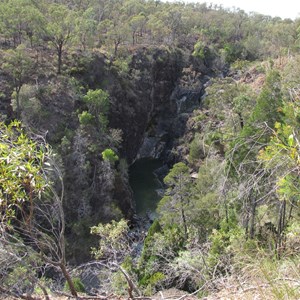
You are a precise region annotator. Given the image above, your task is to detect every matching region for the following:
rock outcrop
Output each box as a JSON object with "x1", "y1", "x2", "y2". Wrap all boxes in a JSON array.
[{"x1": 105, "y1": 47, "x2": 213, "y2": 164}]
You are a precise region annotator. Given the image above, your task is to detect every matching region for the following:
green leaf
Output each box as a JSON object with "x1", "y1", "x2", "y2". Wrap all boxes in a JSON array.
[{"x1": 288, "y1": 134, "x2": 294, "y2": 147}]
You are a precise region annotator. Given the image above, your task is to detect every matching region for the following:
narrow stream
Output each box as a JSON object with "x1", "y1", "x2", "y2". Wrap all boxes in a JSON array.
[{"x1": 129, "y1": 158, "x2": 164, "y2": 216}]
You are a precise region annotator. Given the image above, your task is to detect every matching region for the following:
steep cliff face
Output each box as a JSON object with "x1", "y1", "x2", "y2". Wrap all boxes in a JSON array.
[
  {"x1": 63, "y1": 47, "x2": 215, "y2": 227},
  {"x1": 62, "y1": 47, "x2": 216, "y2": 262},
  {"x1": 107, "y1": 48, "x2": 183, "y2": 163},
  {"x1": 105, "y1": 48, "x2": 213, "y2": 164}
]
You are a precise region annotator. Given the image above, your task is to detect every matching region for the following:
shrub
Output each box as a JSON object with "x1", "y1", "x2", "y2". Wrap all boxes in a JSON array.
[
  {"x1": 193, "y1": 41, "x2": 206, "y2": 60},
  {"x1": 189, "y1": 133, "x2": 206, "y2": 162},
  {"x1": 101, "y1": 148, "x2": 119, "y2": 163},
  {"x1": 83, "y1": 89, "x2": 109, "y2": 115},
  {"x1": 78, "y1": 111, "x2": 94, "y2": 125},
  {"x1": 64, "y1": 277, "x2": 85, "y2": 293}
]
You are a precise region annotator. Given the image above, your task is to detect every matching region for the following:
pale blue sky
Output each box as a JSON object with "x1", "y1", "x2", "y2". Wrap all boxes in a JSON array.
[{"x1": 180, "y1": 0, "x2": 300, "y2": 19}]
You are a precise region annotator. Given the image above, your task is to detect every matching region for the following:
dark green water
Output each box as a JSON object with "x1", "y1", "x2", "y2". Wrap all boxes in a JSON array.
[{"x1": 129, "y1": 158, "x2": 164, "y2": 216}]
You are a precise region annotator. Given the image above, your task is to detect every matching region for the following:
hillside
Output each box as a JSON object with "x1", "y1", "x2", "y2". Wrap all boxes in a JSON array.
[{"x1": 1, "y1": 0, "x2": 300, "y2": 299}]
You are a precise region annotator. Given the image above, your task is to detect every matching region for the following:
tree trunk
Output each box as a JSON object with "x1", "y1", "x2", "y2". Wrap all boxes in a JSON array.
[
  {"x1": 276, "y1": 200, "x2": 286, "y2": 258},
  {"x1": 245, "y1": 208, "x2": 250, "y2": 240},
  {"x1": 57, "y1": 42, "x2": 63, "y2": 74},
  {"x1": 15, "y1": 86, "x2": 21, "y2": 119},
  {"x1": 114, "y1": 41, "x2": 120, "y2": 57},
  {"x1": 37, "y1": 283, "x2": 50, "y2": 300},
  {"x1": 118, "y1": 265, "x2": 141, "y2": 298},
  {"x1": 250, "y1": 196, "x2": 257, "y2": 239},
  {"x1": 114, "y1": 43, "x2": 117, "y2": 57},
  {"x1": 180, "y1": 197, "x2": 188, "y2": 241},
  {"x1": 288, "y1": 199, "x2": 294, "y2": 222},
  {"x1": 60, "y1": 263, "x2": 78, "y2": 298},
  {"x1": 238, "y1": 112, "x2": 244, "y2": 129},
  {"x1": 222, "y1": 189, "x2": 229, "y2": 224}
]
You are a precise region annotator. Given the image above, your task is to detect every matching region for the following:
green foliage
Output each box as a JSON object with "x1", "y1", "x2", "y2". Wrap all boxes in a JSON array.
[
  {"x1": 2, "y1": 44, "x2": 34, "y2": 116},
  {"x1": 138, "y1": 222, "x2": 184, "y2": 291},
  {"x1": 4, "y1": 265, "x2": 35, "y2": 294},
  {"x1": 226, "y1": 70, "x2": 283, "y2": 177},
  {"x1": 208, "y1": 216, "x2": 242, "y2": 270},
  {"x1": 139, "y1": 219, "x2": 162, "y2": 264},
  {"x1": 34, "y1": 278, "x2": 52, "y2": 296},
  {"x1": 91, "y1": 219, "x2": 129, "y2": 260},
  {"x1": 189, "y1": 158, "x2": 224, "y2": 238},
  {"x1": 64, "y1": 277, "x2": 85, "y2": 293},
  {"x1": 112, "y1": 57, "x2": 131, "y2": 75},
  {"x1": 74, "y1": 7, "x2": 97, "y2": 50},
  {"x1": 98, "y1": 113, "x2": 109, "y2": 131},
  {"x1": 2, "y1": 45, "x2": 33, "y2": 84},
  {"x1": 164, "y1": 162, "x2": 188, "y2": 184},
  {"x1": 110, "y1": 256, "x2": 137, "y2": 295},
  {"x1": 101, "y1": 148, "x2": 119, "y2": 163},
  {"x1": 78, "y1": 110, "x2": 94, "y2": 125},
  {"x1": 83, "y1": 89, "x2": 109, "y2": 116},
  {"x1": 0, "y1": 120, "x2": 47, "y2": 222},
  {"x1": 193, "y1": 41, "x2": 209, "y2": 60},
  {"x1": 2, "y1": 0, "x2": 300, "y2": 296},
  {"x1": 60, "y1": 135, "x2": 72, "y2": 154},
  {"x1": 231, "y1": 59, "x2": 251, "y2": 71},
  {"x1": 158, "y1": 162, "x2": 191, "y2": 240},
  {"x1": 82, "y1": 89, "x2": 110, "y2": 131},
  {"x1": 251, "y1": 70, "x2": 283, "y2": 128},
  {"x1": 222, "y1": 43, "x2": 243, "y2": 63},
  {"x1": 16, "y1": 84, "x2": 42, "y2": 122},
  {"x1": 142, "y1": 272, "x2": 165, "y2": 296},
  {"x1": 0, "y1": 120, "x2": 80, "y2": 297},
  {"x1": 0, "y1": 0, "x2": 298, "y2": 66},
  {"x1": 189, "y1": 133, "x2": 206, "y2": 162},
  {"x1": 129, "y1": 14, "x2": 147, "y2": 45},
  {"x1": 148, "y1": 219, "x2": 162, "y2": 236},
  {"x1": 0, "y1": 0, "x2": 43, "y2": 47},
  {"x1": 258, "y1": 115, "x2": 300, "y2": 203},
  {"x1": 41, "y1": 3, "x2": 77, "y2": 73},
  {"x1": 158, "y1": 157, "x2": 225, "y2": 245},
  {"x1": 204, "y1": 77, "x2": 256, "y2": 157}
]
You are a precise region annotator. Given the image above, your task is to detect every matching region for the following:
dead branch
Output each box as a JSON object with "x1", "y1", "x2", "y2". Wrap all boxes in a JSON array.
[{"x1": 176, "y1": 281, "x2": 210, "y2": 300}]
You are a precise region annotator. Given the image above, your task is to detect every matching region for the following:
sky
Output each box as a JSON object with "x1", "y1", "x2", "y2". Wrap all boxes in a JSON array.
[{"x1": 182, "y1": 0, "x2": 300, "y2": 20}]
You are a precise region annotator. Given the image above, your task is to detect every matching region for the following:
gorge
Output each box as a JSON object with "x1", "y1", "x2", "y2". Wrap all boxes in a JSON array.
[{"x1": 2, "y1": 1, "x2": 300, "y2": 297}]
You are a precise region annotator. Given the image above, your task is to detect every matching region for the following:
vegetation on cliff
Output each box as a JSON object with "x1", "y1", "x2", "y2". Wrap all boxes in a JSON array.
[{"x1": 1, "y1": 0, "x2": 300, "y2": 299}]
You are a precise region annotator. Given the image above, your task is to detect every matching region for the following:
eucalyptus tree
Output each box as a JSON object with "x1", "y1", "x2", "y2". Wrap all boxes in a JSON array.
[
  {"x1": 0, "y1": 121, "x2": 78, "y2": 297},
  {"x1": 99, "y1": 19, "x2": 130, "y2": 57},
  {"x1": 227, "y1": 69, "x2": 283, "y2": 240},
  {"x1": 158, "y1": 162, "x2": 192, "y2": 241},
  {"x1": 75, "y1": 7, "x2": 97, "y2": 50},
  {"x1": 1, "y1": 44, "x2": 34, "y2": 118},
  {"x1": 42, "y1": 3, "x2": 76, "y2": 74},
  {"x1": 0, "y1": 0, "x2": 43, "y2": 47},
  {"x1": 257, "y1": 74, "x2": 300, "y2": 255},
  {"x1": 129, "y1": 14, "x2": 147, "y2": 45},
  {"x1": 91, "y1": 219, "x2": 141, "y2": 298}
]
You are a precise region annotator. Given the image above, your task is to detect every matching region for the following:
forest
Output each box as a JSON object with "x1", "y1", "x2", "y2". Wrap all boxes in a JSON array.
[{"x1": 1, "y1": 0, "x2": 300, "y2": 299}]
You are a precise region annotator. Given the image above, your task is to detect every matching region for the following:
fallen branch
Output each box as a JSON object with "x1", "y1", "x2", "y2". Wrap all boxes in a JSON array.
[
  {"x1": 177, "y1": 281, "x2": 209, "y2": 300},
  {"x1": 239, "y1": 283, "x2": 270, "y2": 293}
]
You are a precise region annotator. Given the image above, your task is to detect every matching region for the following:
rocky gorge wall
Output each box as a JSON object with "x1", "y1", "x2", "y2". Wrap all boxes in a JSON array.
[
  {"x1": 107, "y1": 47, "x2": 213, "y2": 165},
  {"x1": 0, "y1": 46, "x2": 218, "y2": 262},
  {"x1": 67, "y1": 47, "x2": 217, "y2": 261}
]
